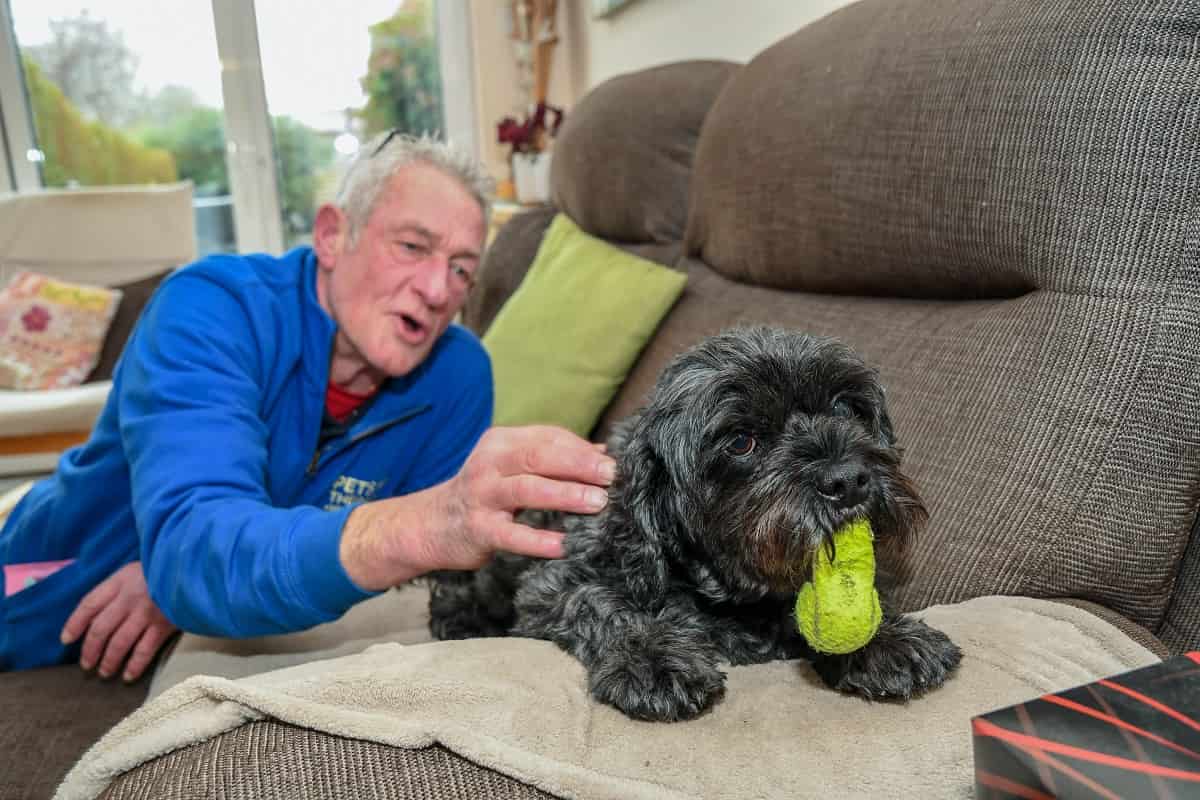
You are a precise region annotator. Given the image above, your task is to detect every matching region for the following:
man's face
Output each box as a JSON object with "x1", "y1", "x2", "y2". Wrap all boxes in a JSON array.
[{"x1": 317, "y1": 163, "x2": 486, "y2": 381}]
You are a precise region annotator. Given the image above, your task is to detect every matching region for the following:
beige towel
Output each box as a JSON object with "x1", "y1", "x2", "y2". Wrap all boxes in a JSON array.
[
  {"x1": 147, "y1": 585, "x2": 435, "y2": 699},
  {"x1": 57, "y1": 596, "x2": 1159, "y2": 800}
]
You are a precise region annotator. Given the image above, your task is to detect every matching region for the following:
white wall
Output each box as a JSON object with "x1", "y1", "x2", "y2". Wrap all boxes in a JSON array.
[
  {"x1": 466, "y1": 0, "x2": 857, "y2": 184},
  {"x1": 469, "y1": 0, "x2": 588, "y2": 183},
  {"x1": 583, "y1": 0, "x2": 855, "y2": 87}
]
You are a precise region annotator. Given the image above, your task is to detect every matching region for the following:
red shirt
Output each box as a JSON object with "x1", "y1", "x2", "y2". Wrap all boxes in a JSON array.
[{"x1": 325, "y1": 381, "x2": 376, "y2": 423}]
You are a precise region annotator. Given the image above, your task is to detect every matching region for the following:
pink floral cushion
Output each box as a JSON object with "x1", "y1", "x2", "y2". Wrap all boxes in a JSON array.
[{"x1": 0, "y1": 271, "x2": 122, "y2": 390}]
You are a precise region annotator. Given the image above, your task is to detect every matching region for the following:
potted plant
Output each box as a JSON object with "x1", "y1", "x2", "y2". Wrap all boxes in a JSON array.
[{"x1": 498, "y1": 101, "x2": 563, "y2": 204}]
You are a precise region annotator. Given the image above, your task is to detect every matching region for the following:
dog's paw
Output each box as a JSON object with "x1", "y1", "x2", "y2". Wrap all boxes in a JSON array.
[
  {"x1": 427, "y1": 570, "x2": 515, "y2": 640},
  {"x1": 588, "y1": 642, "x2": 726, "y2": 722},
  {"x1": 812, "y1": 615, "x2": 961, "y2": 701},
  {"x1": 430, "y1": 611, "x2": 511, "y2": 640}
]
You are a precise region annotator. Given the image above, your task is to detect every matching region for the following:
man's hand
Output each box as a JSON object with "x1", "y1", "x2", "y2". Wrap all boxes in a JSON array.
[
  {"x1": 60, "y1": 561, "x2": 178, "y2": 682},
  {"x1": 438, "y1": 425, "x2": 617, "y2": 564},
  {"x1": 341, "y1": 425, "x2": 617, "y2": 590}
]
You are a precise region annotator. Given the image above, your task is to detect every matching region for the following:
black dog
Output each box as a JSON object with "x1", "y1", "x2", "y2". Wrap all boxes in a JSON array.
[{"x1": 429, "y1": 327, "x2": 961, "y2": 721}]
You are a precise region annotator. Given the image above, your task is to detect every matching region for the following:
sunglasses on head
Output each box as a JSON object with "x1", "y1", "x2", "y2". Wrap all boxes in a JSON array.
[{"x1": 370, "y1": 129, "x2": 402, "y2": 158}]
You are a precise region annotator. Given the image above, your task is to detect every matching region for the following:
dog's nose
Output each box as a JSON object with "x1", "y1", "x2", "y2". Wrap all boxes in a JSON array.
[{"x1": 817, "y1": 461, "x2": 870, "y2": 507}]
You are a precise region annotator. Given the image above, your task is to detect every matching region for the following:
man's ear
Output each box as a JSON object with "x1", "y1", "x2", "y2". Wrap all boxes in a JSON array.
[{"x1": 312, "y1": 204, "x2": 346, "y2": 270}]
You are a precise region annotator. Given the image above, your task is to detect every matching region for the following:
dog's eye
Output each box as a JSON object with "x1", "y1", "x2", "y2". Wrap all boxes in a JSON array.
[
  {"x1": 727, "y1": 433, "x2": 756, "y2": 456},
  {"x1": 831, "y1": 397, "x2": 855, "y2": 418}
]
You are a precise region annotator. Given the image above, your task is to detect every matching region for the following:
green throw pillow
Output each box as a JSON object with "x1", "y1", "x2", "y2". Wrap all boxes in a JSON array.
[{"x1": 483, "y1": 213, "x2": 687, "y2": 436}]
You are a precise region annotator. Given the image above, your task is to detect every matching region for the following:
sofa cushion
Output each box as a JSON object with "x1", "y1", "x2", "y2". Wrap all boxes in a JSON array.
[
  {"x1": 687, "y1": 0, "x2": 1200, "y2": 301},
  {"x1": 483, "y1": 214, "x2": 686, "y2": 436},
  {"x1": 597, "y1": 257, "x2": 1198, "y2": 642},
  {"x1": 664, "y1": 0, "x2": 1200, "y2": 650},
  {"x1": 0, "y1": 665, "x2": 149, "y2": 799},
  {"x1": 0, "y1": 271, "x2": 122, "y2": 390},
  {"x1": 87, "y1": 268, "x2": 172, "y2": 383},
  {"x1": 552, "y1": 60, "x2": 738, "y2": 245},
  {"x1": 99, "y1": 726, "x2": 557, "y2": 800},
  {"x1": 466, "y1": 206, "x2": 681, "y2": 341},
  {"x1": 1159, "y1": 512, "x2": 1200, "y2": 654}
]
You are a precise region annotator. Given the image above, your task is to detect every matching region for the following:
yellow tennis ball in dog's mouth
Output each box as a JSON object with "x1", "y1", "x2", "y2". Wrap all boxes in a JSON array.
[{"x1": 794, "y1": 518, "x2": 882, "y2": 655}]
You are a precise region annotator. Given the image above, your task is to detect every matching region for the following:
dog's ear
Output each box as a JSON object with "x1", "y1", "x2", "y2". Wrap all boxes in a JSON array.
[
  {"x1": 877, "y1": 405, "x2": 896, "y2": 448},
  {"x1": 873, "y1": 384, "x2": 897, "y2": 449},
  {"x1": 612, "y1": 415, "x2": 674, "y2": 607}
]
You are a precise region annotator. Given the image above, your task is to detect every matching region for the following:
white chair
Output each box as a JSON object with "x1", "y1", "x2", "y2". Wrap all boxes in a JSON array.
[{"x1": 0, "y1": 182, "x2": 196, "y2": 476}]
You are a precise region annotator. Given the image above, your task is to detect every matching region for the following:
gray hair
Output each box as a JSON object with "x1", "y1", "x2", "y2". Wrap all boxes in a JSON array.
[{"x1": 335, "y1": 131, "x2": 494, "y2": 245}]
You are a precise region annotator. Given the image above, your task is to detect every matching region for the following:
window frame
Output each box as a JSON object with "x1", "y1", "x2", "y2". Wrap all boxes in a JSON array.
[
  {"x1": 0, "y1": 0, "x2": 479, "y2": 253},
  {"x1": 0, "y1": 0, "x2": 38, "y2": 192}
]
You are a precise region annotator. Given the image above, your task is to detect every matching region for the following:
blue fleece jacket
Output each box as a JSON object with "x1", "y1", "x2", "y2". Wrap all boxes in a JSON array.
[{"x1": 0, "y1": 247, "x2": 492, "y2": 670}]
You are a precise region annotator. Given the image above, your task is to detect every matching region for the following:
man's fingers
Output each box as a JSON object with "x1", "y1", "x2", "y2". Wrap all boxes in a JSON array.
[
  {"x1": 498, "y1": 474, "x2": 609, "y2": 516},
  {"x1": 123, "y1": 623, "x2": 174, "y2": 683},
  {"x1": 493, "y1": 426, "x2": 616, "y2": 485},
  {"x1": 492, "y1": 520, "x2": 565, "y2": 560},
  {"x1": 79, "y1": 600, "x2": 126, "y2": 671},
  {"x1": 97, "y1": 615, "x2": 145, "y2": 679},
  {"x1": 60, "y1": 577, "x2": 120, "y2": 645}
]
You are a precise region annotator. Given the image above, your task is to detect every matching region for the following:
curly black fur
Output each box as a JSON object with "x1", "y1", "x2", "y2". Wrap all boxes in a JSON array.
[{"x1": 428, "y1": 327, "x2": 961, "y2": 721}]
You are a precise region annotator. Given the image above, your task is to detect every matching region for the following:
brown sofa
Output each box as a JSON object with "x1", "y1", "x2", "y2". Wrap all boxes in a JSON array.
[{"x1": 24, "y1": 0, "x2": 1200, "y2": 797}]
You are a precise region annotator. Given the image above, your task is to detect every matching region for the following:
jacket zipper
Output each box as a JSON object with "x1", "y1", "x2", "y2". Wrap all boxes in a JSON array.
[{"x1": 306, "y1": 404, "x2": 430, "y2": 476}]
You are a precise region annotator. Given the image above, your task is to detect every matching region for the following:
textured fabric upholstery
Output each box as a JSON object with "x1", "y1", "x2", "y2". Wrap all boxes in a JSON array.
[
  {"x1": 99, "y1": 722, "x2": 558, "y2": 800},
  {"x1": 551, "y1": 60, "x2": 738, "y2": 245},
  {"x1": 86, "y1": 269, "x2": 172, "y2": 383},
  {"x1": 0, "y1": 666, "x2": 149, "y2": 798},
  {"x1": 1160, "y1": 511, "x2": 1200, "y2": 652},
  {"x1": 597, "y1": 247, "x2": 1199, "y2": 642},
  {"x1": 597, "y1": 0, "x2": 1200, "y2": 650},
  {"x1": 687, "y1": 0, "x2": 1200, "y2": 301},
  {"x1": 1049, "y1": 599, "x2": 1169, "y2": 659},
  {"x1": 464, "y1": 206, "x2": 558, "y2": 334}
]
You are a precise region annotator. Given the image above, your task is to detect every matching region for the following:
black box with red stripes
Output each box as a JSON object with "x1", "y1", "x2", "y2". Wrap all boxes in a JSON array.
[{"x1": 972, "y1": 652, "x2": 1200, "y2": 798}]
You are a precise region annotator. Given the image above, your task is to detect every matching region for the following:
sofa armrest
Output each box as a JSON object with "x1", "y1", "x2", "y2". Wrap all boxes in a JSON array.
[
  {"x1": 0, "y1": 382, "x2": 110, "y2": 438},
  {"x1": 0, "y1": 383, "x2": 108, "y2": 476}
]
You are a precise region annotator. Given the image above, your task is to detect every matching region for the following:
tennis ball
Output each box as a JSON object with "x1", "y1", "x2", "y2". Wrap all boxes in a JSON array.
[{"x1": 794, "y1": 518, "x2": 882, "y2": 655}]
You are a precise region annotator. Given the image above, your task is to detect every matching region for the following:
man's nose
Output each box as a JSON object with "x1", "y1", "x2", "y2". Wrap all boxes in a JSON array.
[{"x1": 413, "y1": 259, "x2": 451, "y2": 307}]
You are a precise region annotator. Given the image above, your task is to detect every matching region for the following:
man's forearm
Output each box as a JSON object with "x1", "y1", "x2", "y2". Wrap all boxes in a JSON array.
[{"x1": 339, "y1": 484, "x2": 455, "y2": 591}]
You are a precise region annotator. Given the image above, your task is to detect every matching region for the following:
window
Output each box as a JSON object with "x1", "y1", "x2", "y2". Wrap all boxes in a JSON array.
[
  {"x1": 255, "y1": 0, "x2": 445, "y2": 249},
  {"x1": 0, "y1": 0, "x2": 475, "y2": 256},
  {"x1": 7, "y1": 1, "x2": 236, "y2": 254}
]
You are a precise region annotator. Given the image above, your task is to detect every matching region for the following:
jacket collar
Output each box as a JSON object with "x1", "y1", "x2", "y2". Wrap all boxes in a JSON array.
[{"x1": 300, "y1": 247, "x2": 337, "y2": 397}]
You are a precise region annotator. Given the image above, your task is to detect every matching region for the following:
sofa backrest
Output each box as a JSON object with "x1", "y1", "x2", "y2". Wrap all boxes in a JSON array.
[
  {"x1": 473, "y1": 0, "x2": 1200, "y2": 654},
  {"x1": 463, "y1": 60, "x2": 734, "y2": 330},
  {"x1": 0, "y1": 182, "x2": 196, "y2": 286},
  {"x1": 552, "y1": 60, "x2": 740, "y2": 247}
]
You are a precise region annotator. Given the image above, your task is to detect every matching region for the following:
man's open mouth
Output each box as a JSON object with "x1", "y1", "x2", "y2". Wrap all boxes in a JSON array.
[{"x1": 399, "y1": 313, "x2": 425, "y2": 335}]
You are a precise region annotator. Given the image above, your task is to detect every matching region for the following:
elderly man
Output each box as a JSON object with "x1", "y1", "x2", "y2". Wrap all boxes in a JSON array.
[{"x1": 0, "y1": 133, "x2": 614, "y2": 679}]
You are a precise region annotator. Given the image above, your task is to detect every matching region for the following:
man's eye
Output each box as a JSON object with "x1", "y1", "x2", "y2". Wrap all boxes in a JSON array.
[
  {"x1": 449, "y1": 264, "x2": 475, "y2": 287},
  {"x1": 727, "y1": 433, "x2": 755, "y2": 456},
  {"x1": 399, "y1": 241, "x2": 424, "y2": 253}
]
